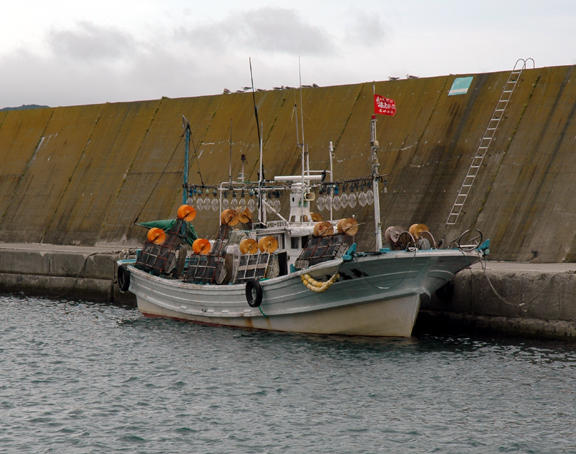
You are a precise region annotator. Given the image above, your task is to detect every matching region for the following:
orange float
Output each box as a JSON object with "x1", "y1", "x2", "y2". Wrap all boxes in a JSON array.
[
  {"x1": 177, "y1": 204, "x2": 197, "y2": 221},
  {"x1": 192, "y1": 238, "x2": 211, "y2": 255},
  {"x1": 310, "y1": 212, "x2": 323, "y2": 222},
  {"x1": 258, "y1": 236, "x2": 279, "y2": 253},
  {"x1": 220, "y1": 209, "x2": 239, "y2": 226},
  {"x1": 237, "y1": 208, "x2": 252, "y2": 224},
  {"x1": 337, "y1": 218, "x2": 359, "y2": 236},
  {"x1": 147, "y1": 227, "x2": 166, "y2": 245},
  {"x1": 408, "y1": 223, "x2": 429, "y2": 240},
  {"x1": 313, "y1": 221, "x2": 334, "y2": 237},
  {"x1": 239, "y1": 238, "x2": 258, "y2": 254}
]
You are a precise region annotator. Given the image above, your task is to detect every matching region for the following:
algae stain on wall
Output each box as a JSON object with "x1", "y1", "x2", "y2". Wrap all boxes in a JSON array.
[{"x1": 0, "y1": 65, "x2": 575, "y2": 262}]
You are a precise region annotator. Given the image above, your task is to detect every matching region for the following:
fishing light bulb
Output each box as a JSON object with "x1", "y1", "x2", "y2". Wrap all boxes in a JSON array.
[
  {"x1": 333, "y1": 196, "x2": 341, "y2": 210},
  {"x1": 366, "y1": 189, "x2": 374, "y2": 205},
  {"x1": 349, "y1": 193, "x2": 357, "y2": 208}
]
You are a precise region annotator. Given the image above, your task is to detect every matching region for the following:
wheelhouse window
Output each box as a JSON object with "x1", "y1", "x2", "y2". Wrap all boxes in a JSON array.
[{"x1": 290, "y1": 237, "x2": 299, "y2": 249}]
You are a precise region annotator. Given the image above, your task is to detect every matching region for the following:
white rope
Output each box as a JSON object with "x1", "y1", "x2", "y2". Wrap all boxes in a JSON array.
[{"x1": 479, "y1": 257, "x2": 527, "y2": 312}]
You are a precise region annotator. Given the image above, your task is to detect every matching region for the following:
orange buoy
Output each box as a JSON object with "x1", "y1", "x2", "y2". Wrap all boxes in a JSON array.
[
  {"x1": 313, "y1": 221, "x2": 334, "y2": 237},
  {"x1": 337, "y1": 217, "x2": 359, "y2": 236},
  {"x1": 310, "y1": 212, "x2": 323, "y2": 222},
  {"x1": 220, "y1": 209, "x2": 239, "y2": 226},
  {"x1": 239, "y1": 238, "x2": 258, "y2": 254},
  {"x1": 192, "y1": 238, "x2": 211, "y2": 255},
  {"x1": 177, "y1": 204, "x2": 197, "y2": 222},
  {"x1": 408, "y1": 223, "x2": 429, "y2": 240},
  {"x1": 237, "y1": 208, "x2": 253, "y2": 224},
  {"x1": 147, "y1": 227, "x2": 166, "y2": 245},
  {"x1": 258, "y1": 235, "x2": 279, "y2": 253}
]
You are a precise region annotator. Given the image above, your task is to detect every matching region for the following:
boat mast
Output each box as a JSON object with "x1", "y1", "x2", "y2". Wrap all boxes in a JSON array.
[
  {"x1": 228, "y1": 120, "x2": 233, "y2": 186},
  {"x1": 298, "y1": 58, "x2": 310, "y2": 219},
  {"x1": 370, "y1": 114, "x2": 383, "y2": 250},
  {"x1": 182, "y1": 115, "x2": 190, "y2": 204},
  {"x1": 249, "y1": 58, "x2": 265, "y2": 224},
  {"x1": 299, "y1": 58, "x2": 307, "y2": 178}
]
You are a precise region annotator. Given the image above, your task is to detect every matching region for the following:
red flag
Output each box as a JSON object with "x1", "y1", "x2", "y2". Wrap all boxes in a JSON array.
[{"x1": 374, "y1": 94, "x2": 396, "y2": 116}]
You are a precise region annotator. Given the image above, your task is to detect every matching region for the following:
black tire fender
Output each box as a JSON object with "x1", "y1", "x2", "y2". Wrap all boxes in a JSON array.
[
  {"x1": 245, "y1": 279, "x2": 263, "y2": 308},
  {"x1": 117, "y1": 265, "x2": 131, "y2": 292}
]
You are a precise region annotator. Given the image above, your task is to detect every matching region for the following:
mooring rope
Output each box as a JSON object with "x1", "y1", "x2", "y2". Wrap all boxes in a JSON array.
[{"x1": 479, "y1": 257, "x2": 527, "y2": 312}]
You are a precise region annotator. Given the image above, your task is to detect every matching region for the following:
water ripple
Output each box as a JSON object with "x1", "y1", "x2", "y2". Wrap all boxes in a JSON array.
[{"x1": 1, "y1": 295, "x2": 575, "y2": 453}]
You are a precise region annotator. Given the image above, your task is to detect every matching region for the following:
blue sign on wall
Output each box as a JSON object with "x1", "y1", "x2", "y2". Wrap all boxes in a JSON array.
[{"x1": 448, "y1": 76, "x2": 474, "y2": 96}]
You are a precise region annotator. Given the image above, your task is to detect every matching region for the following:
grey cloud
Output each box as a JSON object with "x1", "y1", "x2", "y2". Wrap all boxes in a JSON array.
[
  {"x1": 177, "y1": 7, "x2": 334, "y2": 55},
  {"x1": 0, "y1": 43, "x2": 235, "y2": 107},
  {"x1": 47, "y1": 21, "x2": 137, "y2": 61},
  {"x1": 345, "y1": 12, "x2": 387, "y2": 46},
  {"x1": 240, "y1": 7, "x2": 334, "y2": 54}
]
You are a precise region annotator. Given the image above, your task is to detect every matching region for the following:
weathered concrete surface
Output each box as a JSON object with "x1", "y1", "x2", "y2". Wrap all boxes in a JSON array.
[
  {"x1": 0, "y1": 243, "x2": 136, "y2": 304},
  {"x1": 0, "y1": 65, "x2": 575, "y2": 261},
  {"x1": 420, "y1": 261, "x2": 576, "y2": 338}
]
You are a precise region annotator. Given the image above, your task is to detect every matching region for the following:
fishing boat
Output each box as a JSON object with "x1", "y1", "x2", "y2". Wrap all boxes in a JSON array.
[{"x1": 117, "y1": 113, "x2": 488, "y2": 337}]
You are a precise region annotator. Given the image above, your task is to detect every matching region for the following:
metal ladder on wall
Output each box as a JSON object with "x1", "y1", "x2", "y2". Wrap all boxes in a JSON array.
[{"x1": 445, "y1": 57, "x2": 535, "y2": 226}]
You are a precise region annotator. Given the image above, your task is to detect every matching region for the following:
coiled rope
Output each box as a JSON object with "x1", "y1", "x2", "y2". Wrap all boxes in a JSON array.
[{"x1": 301, "y1": 272, "x2": 340, "y2": 293}]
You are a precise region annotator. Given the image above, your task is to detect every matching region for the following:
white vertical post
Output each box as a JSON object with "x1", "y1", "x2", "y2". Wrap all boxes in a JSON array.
[
  {"x1": 329, "y1": 141, "x2": 334, "y2": 222},
  {"x1": 258, "y1": 130, "x2": 265, "y2": 224},
  {"x1": 370, "y1": 115, "x2": 383, "y2": 250}
]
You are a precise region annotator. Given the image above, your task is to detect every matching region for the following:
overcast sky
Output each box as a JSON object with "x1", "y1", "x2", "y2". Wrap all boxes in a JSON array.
[{"x1": 1, "y1": 0, "x2": 574, "y2": 108}]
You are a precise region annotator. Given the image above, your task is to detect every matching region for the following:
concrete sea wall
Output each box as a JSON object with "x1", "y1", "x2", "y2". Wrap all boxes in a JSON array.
[
  {"x1": 1, "y1": 64, "x2": 575, "y2": 260},
  {"x1": 0, "y1": 243, "x2": 135, "y2": 304},
  {"x1": 1, "y1": 64, "x2": 575, "y2": 337},
  {"x1": 420, "y1": 262, "x2": 576, "y2": 338}
]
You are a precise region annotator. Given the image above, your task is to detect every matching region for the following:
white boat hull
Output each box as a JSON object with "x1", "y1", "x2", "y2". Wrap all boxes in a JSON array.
[{"x1": 125, "y1": 249, "x2": 481, "y2": 337}]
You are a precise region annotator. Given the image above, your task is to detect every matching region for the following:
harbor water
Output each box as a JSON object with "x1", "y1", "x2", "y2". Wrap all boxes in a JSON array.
[{"x1": 1, "y1": 295, "x2": 575, "y2": 453}]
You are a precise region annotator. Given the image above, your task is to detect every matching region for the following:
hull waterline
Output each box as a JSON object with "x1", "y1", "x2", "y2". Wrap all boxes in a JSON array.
[
  {"x1": 126, "y1": 249, "x2": 481, "y2": 337},
  {"x1": 136, "y1": 293, "x2": 421, "y2": 337}
]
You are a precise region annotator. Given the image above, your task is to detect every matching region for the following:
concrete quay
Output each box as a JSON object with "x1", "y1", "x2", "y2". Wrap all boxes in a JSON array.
[
  {"x1": 420, "y1": 261, "x2": 576, "y2": 339},
  {"x1": 1, "y1": 243, "x2": 575, "y2": 339},
  {"x1": 0, "y1": 242, "x2": 137, "y2": 305}
]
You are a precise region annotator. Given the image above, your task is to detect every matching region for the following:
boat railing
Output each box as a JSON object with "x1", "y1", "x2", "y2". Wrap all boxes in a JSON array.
[{"x1": 266, "y1": 220, "x2": 290, "y2": 228}]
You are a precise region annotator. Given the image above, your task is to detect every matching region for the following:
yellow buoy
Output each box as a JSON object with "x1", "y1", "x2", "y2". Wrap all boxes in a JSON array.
[
  {"x1": 239, "y1": 238, "x2": 258, "y2": 254},
  {"x1": 408, "y1": 223, "x2": 429, "y2": 240},
  {"x1": 337, "y1": 218, "x2": 359, "y2": 236},
  {"x1": 313, "y1": 221, "x2": 334, "y2": 237},
  {"x1": 220, "y1": 209, "x2": 239, "y2": 226},
  {"x1": 258, "y1": 235, "x2": 279, "y2": 253}
]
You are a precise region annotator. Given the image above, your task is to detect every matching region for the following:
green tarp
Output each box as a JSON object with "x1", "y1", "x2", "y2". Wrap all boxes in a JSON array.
[{"x1": 137, "y1": 219, "x2": 198, "y2": 245}]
